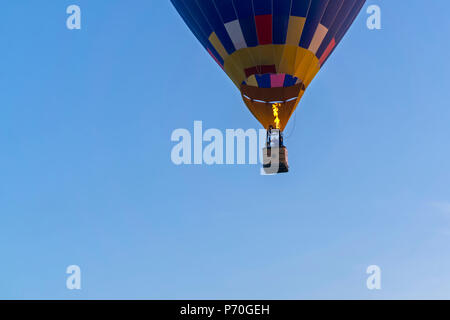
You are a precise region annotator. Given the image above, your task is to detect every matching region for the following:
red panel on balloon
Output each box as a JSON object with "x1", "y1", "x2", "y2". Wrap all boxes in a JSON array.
[{"x1": 255, "y1": 15, "x2": 273, "y2": 45}]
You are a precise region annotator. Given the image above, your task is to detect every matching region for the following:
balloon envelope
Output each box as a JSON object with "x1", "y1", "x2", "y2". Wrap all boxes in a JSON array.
[{"x1": 171, "y1": 0, "x2": 366, "y2": 131}]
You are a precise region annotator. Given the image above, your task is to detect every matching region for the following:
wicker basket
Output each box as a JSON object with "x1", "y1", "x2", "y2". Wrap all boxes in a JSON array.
[{"x1": 262, "y1": 146, "x2": 289, "y2": 174}]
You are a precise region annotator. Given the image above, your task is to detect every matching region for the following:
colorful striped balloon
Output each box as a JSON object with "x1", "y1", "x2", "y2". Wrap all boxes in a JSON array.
[{"x1": 171, "y1": 0, "x2": 366, "y2": 131}]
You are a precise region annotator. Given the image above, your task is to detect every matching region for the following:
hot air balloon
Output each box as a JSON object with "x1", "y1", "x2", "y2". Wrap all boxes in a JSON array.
[{"x1": 171, "y1": 0, "x2": 366, "y2": 173}]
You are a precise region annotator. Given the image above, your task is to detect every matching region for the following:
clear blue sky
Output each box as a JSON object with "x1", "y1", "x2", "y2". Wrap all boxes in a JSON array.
[{"x1": 1, "y1": 1, "x2": 450, "y2": 299}]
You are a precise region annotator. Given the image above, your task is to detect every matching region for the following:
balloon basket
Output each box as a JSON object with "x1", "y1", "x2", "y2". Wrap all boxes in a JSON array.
[{"x1": 262, "y1": 146, "x2": 289, "y2": 174}]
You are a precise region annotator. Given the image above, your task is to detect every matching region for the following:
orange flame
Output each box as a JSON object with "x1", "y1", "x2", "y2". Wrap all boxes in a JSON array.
[{"x1": 272, "y1": 103, "x2": 281, "y2": 129}]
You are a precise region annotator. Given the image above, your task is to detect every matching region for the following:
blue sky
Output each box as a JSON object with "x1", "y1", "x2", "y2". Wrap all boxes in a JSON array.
[{"x1": 1, "y1": 1, "x2": 450, "y2": 299}]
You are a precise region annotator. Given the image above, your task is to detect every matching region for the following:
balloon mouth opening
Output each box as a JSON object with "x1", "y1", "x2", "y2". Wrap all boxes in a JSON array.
[
  {"x1": 240, "y1": 83, "x2": 305, "y2": 132},
  {"x1": 242, "y1": 94, "x2": 298, "y2": 104},
  {"x1": 240, "y1": 82, "x2": 305, "y2": 104}
]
